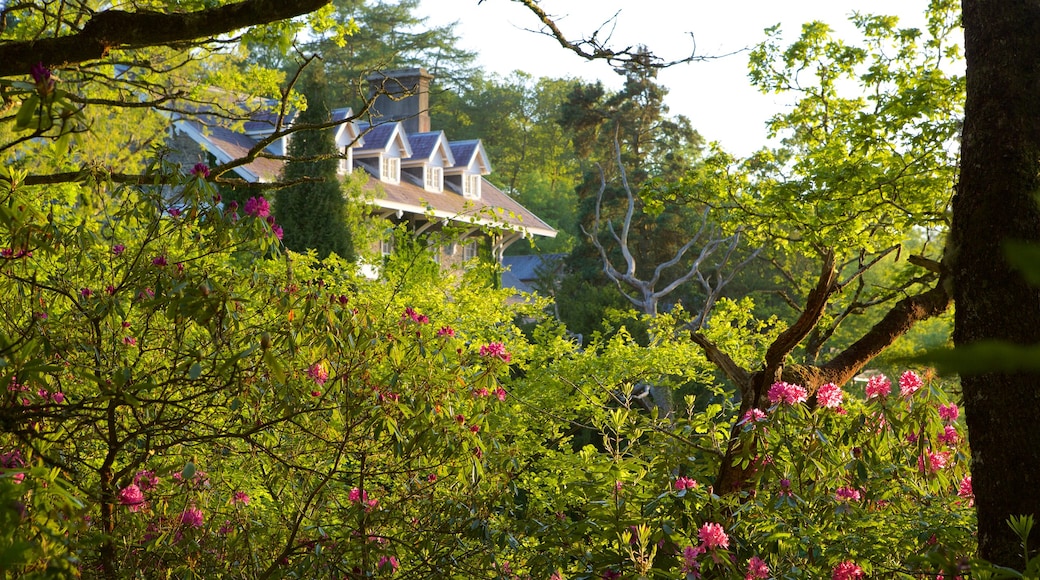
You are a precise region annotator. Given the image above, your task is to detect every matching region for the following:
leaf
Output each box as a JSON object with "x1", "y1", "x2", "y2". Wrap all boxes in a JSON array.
[
  {"x1": 181, "y1": 461, "x2": 196, "y2": 480},
  {"x1": 15, "y1": 95, "x2": 39, "y2": 130},
  {"x1": 188, "y1": 362, "x2": 202, "y2": 380}
]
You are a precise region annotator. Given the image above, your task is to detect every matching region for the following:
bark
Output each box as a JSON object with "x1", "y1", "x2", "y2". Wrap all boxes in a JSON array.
[
  {"x1": 952, "y1": 0, "x2": 1040, "y2": 566},
  {"x1": 0, "y1": 0, "x2": 330, "y2": 77}
]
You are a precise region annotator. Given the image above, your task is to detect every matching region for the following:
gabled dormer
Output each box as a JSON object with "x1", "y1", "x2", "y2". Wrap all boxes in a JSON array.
[
  {"x1": 401, "y1": 131, "x2": 455, "y2": 193},
  {"x1": 242, "y1": 108, "x2": 297, "y2": 158},
  {"x1": 446, "y1": 139, "x2": 491, "y2": 200},
  {"x1": 331, "y1": 107, "x2": 363, "y2": 175},
  {"x1": 353, "y1": 121, "x2": 412, "y2": 185}
]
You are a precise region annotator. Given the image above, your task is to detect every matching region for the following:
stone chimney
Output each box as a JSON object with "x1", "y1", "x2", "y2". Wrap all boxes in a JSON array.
[{"x1": 366, "y1": 68, "x2": 432, "y2": 134}]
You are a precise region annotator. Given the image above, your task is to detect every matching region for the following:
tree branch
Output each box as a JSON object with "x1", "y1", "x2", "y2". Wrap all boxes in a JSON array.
[{"x1": 0, "y1": 0, "x2": 330, "y2": 78}]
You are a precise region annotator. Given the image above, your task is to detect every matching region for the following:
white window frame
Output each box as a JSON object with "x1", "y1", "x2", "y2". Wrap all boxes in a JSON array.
[
  {"x1": 380, "y1": 236, "x2": 395, "y2": 257},
  {"x1": 463, "y1": 173, "x2": 481, "y2": 199},
  {"x1": 338, "y1": 146, "x2": 353, "y2": 176},
  {"x1": 463, "y1": 240, "x2": 479, "y2": 261},
  {"x1": 381, "y1": 156, "x2": 400, "y2": 184},
  {"x1": 424, "y1": 166, "x2": 443, "y2": 192}
]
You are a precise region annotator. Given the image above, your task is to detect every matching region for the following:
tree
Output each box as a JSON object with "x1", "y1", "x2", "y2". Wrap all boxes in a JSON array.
[
  {"x1": 952, "y1": 0, "x2": 1040, "y2": 566},
  {"x1": 275, "y1": 63, "x2": 355, "y2": 260}
]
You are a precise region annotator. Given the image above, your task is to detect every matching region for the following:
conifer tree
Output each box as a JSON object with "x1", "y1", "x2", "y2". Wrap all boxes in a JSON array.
[{"x1": 276, "y1": 65, "x2": 355, "y2": 260}]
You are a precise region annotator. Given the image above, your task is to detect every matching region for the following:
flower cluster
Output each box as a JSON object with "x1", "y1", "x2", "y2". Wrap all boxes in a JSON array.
[
  {"x1": 768, "y1": 381, "x2": 808, "y2": 406},
  {"x1": 832, "y1": 560, "x2": 864, "y2": 580},
  {"x1": 742, "y1": 407, "x2": 767, "y2": 425},
  {"x1": 746, "y1": 556, "x2": 770, "y2": 580},
  {"x1": 244, "y1": 196, "x2": 270, "y2": 219},
  {"x1": 918, "y1": 449, "x2": 951, "y2": 473},
  {"x1": 479, "y1": 341, "x2": 511, "y2": 363},
  {"x1": 307, "y1": 362, "x2": 329, "y2": 386},
  {"x1": 698, "y1": 522, "x2": 729, "y2": 550},
  {"x1": 402, "y1": 306, "x2": 429, "y2": 324},
  {"x1": 190, "y1": 163, "x2": 210, "y2": 178},
  {"x1": 118, "y1": 484, "x2": 147, "y2": 512},
  {"x1": 816, "y1": 382, "x2": 843, "y2": 409},
  {"x1": 865, "y1": 374, "x2": 891, "y2": 398},
  {"x1": 674, "y1": 476, "x2": 698, "y2": 492},
  {"x1": 180, "y1": 506, "x2": 205, "y2": 528},
  {"x1": 958, "y1": 476, "x2": 974, "y2": 506},
  {"x1": 939, "y1": 403, "x2": 959, "y2": 422},
  {"x1": 349, "y1": 487, "x2": 379, "y2": 511},
  {"x1": 899, "y1": 370, "x2": 923, "y2": 397},
  {"x1": 834, "y1": 486, "x2": 862, "y2": 502}
]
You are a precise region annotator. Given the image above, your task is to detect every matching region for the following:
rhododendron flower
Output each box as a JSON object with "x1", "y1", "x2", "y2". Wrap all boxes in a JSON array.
[
  {"x1": 698, "y1": 522, "x2": 729, "y2": 550},
  {"x1": 817, "y1": 382, "x2": 843, "y2": 408},
  {"x1": 378, "y1": 555, "x2": 399, "y2": 573},
  {"x1": 835, "y1": 486, "x2": 861, "y2": 502},
  {"x1": 118, "y1": 484, "x2": 146, "y2": 512},
  {"x1": 958, "y1": 476, "x2": 974, "y2": 506},
  {"x1": 180, "y1": 506, "x2": 204, "y2": 528},
  {"x1": 51, "y1": 391, "x2": 65, "y2": 404},
  {"x1": 472, "y1": 387, "x2": 490, "y2": 397},
  {"x1": 133, "y1": 470, "x2": 159, "y2": 492},
  {"x1": 79, "y1": 288, "x2": 93, "y2": 298},
  {"x1": 494, "y1": 387, "x2": 507, "y2": 401},
  {"x1": 778, "y1": 478, "x2": 793, "y2": 497},
  {"x1": 938, "y1": 424, "x2": 960, "y2": 446},
  {"x1": 244, "y1": 196, "x2": 270, "y2": 218},
  {"x1": 680, "y1": 545, "x2": 704, "y2": 575},
  {"x1": 479, "y1": 342, "x2": 511, "y2": 362},
  {"x1": 899, "y1": 370, "x2": 924, "y2": 396},
  {"x1": 151, "y1": 255, "x2": 167, "y2": 267},
  {"x1": 918, "y1": 449, "x2": 950, "y2": 473},
  {"x1": 939, "y1": 403, "x2": 959, "y2": 422},
  {"x1": 746, "y1": 556, "x2": 770, "y2": 579},
  {"x1": 190, "y1": 163, "x2": 210, "y2": 178},
  {"x1": 113, "y1": 244, "x2": 126, "y2": 256},
  {"x1": 674, "y1": 476, "x2": 698, "y2": 491},
  {"x1": 307, "y1": 362, "x2": 328, "y2": 386},
  {"x1": 436, "y1": 326, "x2": 455, "y2": 337},
  {"x1": 768, "y1": 381, "x2": 808, "y2": 405},
  {"x1": 865, "y1": 374, "x2": 891, "y2": 398},
  {"x1": 232, "y1": 491, "x2": 250, "y2": 505},
  {"x1": 271, "y1": 224, "x2": 284, "y2": 240},
  {"x1": 832, "y1": 560, "x2": 864, "y2": 579},
  {"x1": 742, "y1": 408, "x2": 767, "y2": 424}
]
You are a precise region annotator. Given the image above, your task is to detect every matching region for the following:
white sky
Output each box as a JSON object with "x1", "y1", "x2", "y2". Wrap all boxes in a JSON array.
[{"x1": 417, "y1": 0, "x2": 945, "y2": 156}]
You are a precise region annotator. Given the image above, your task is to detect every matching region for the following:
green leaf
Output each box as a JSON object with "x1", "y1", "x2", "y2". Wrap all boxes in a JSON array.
[
  {"x1": 15, "y1": 95, "x2": 39, "y2": 130},
  {"x1": 188, "y1": 362, "x2": 202, "y2": 380}
]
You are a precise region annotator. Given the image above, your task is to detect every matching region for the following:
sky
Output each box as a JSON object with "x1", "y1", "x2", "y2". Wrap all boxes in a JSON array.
[{"x1": 417, "y1": 0, "x2": 946, "y2": 156}]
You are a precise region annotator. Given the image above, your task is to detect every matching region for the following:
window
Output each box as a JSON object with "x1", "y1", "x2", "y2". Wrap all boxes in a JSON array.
[
  {"x1": 463, "y1": 241, "x2": 479, "y2": 261},
  {"x1": 380, "y1": 236, "x2": 394, "y2": 257},
  {"x1": 381, "y1": 156, "x2": 400, "y2": 184},
  {"x1": 424, "y1": 166, "x2": 443, "y2": 192},
  {"x1": 463, "y1": 174, "x2": 481, "y2": 199}
]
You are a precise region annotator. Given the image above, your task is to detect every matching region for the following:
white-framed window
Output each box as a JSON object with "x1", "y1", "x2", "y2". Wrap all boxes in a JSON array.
[
  {"x1": 424, "y1": 166, "x2": 443, "y2": 192},
  {"x1": 381, "y1": 156, "x2": 400, "y2": 184},
  {"x1": 463, "y1": 240, "x2": 479, "y2": 261},
  {"x1": 338, "y1": 146, "x2": 353, "y2": 175},
  {"x1": 463, "y1": 173, "x2": 481, "y2": 199},
  {"x1": 428, "y1": 240, "x2": 441, "y2": 264},
  {"x1": 380, "y1": 236, "x2": 395, "y2": 257}
]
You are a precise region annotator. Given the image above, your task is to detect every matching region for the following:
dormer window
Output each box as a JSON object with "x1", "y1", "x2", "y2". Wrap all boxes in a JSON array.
[
  {"x1": 463, "y1": 174, "x2": 481, "y2": 199},
  {"x1": 424, "y1": 166, "x2": 443, "y2": 192},
  {"x1": 381, "y1": 156, "x2": 400, "y2": 184}
]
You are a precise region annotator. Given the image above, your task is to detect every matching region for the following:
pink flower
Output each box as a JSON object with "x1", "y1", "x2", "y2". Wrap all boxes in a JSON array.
[
  {"x1": 402, "y1": 306, "x2": 429, "y2": 324},
  {"x1": 698, "y1": 522, "x2": 729, "y2": 550},
  {"x1": 271, "y1": 224, "x2": 283, "y2": 240},
  {"x1": 436, "y1": 326, "x2": 455, "y2": 338},
  {"x1": 79, "y1": 288, "x2": 93, "y2": 298},
  {"x1": 938, "y1": 424, "x2": 960, "y2": 446},
  {"x1": 674, "y1": 476, "x2": 698, "y2": 491},
  {"x1": 232, "y1": 491, "x2": 250, "y2": 505},
  {"x1": 918, "y1": 449, "x2": 950, "y2": 473},
  {"x1": 244, "y1": 196, "x2": 270, "y2": 218},
  {"x1": 472, "y1": 387, "x2": 490, "y2": 398},
  {"x1": 190, "y1": 163, "x2": 210, "y2": 178},
  {"x1": 180, "y1": 506, "x2": 204, "y2": 528},
  {"x1": 113, "y1": 244, "x2": 126, "y2": 256},
  {"x1": 958, "y1": 476, "x2": 974, "y2": 506},
  {"x1": 835, "y1": 486, "x2": 862, "y2": 502},
  {"x1": 133, "y1": 470, "x2": 159, "y2": 492},
  {"x1": 151, "y1": 255, "x2": 167, "y2": 267},
  {"x1": 479, "y1": 342, "x2": 511, "y2": 362},
  {"x1": 832, "y1": 560, "x2": 864, "y2": 580},
  {"x1": 817, "y1": 382, "x2": 843, "y2": 408},
  {"x1": 746, "y1": 556, "x2": 770, "y2": 580},
  {"x1": 865, "y1": 374, "x2": 891, "y2": 399},
  {"x1": 899, "y1": 370, "x2": 923, "y2": 396},
  {"x1": 680, "y1": 545, "x2": 704, "y2": 575},
  {"x1": 123, "y1": 336, "x2": 137, "y2": 346},
  {"x1": 742, "y1": 408, "x2": 767, "y2": 424},
  {"x1": 307, "y1": 363, "x2": 328, "y2": 386},
  {"x1": 939, "y1": 403, "x2": 959, "y2": 422},
  {"x1": 118, "y1": 484, "x2": 147, "y2": 512},
  {"x1": 494, "y1": 387, "x2": 507, "y2": 401},
  {"x1": 51, "y1": 391, "x2": 65, "y2": 404},
  {"x1": 778, "y1": 478, "x2": 793, "y2": 498},
  {"x1": 378, "y1": 555, "x2": 399, "y2": 573},
  {"x1": 768, "y1": 381, "x2": 808, "y2": 406}
]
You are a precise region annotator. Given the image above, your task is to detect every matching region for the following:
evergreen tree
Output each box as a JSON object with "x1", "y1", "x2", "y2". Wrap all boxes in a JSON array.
[{"x1": 276, "y1": 65, "x2": 355, "y2": 260}]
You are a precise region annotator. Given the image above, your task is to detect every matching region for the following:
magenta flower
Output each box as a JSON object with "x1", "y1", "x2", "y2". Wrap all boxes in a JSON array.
[
  {"x1": 118, "y1": 484, "x2": 147, "y2": 512},
  {"x1": 746, "y1": 556, "x2": 770, "y2": 579},
  {"x1": 479, "y1": 342, "x2": 511, "y2": 363},
  {"x1": 30, "y1": 62, "x2": 55, "y2": 96},
  {"x1": 51, "y1": 391, "x2": 65, "y2": 404},
  {"x1": 377, "y1": 555, "x2": 399, "y2": 573},
  {"x1": 271, "y1": 224, "x2": 284, "y2": 240},
  {"x1": 232, "y1": 491, "x2": 250, "y2": 505},
  {"x1": 832, "y1": 560, "x2": 864, "y2": 580},
  {"x1": 816, "y1": 382, "x2": 843, "y2": 408},
  {"x1": 472, "y1": 387, "x2": 490, "y2": 398},
  {"x1": 190, "y1": 163, "x2": 210, "y2": 178},
  {"x1": 244, "y1": 196, "x2": 270, "y2": 218},
  {"x1": 742, "y1": 407, "x2": 768, "y2": 424},
  {"x1": 834, "y1": 486, "x2": 862, "y2": 502},
  {"x1": 938, "y1": 424, "x2": 960, "y2": 446},
  {"x1": 437, "y1": 326, "x2": 455, "y2": 338},
  {"x1": 494, "y1": 387, "x2": 507, "y2": 401},
  {"x1": 180, "y1": 506, "x2": 204, "y2": 528},
  {"x1": 899, "y1": 370, "x2": 923, "y2": 397},
  {"x1": 307, "y1": 362, "x2": 329, "y2": 386},
  {"x1": 918, "y1": 449, "x2": 950, "y2": 473},
  {"x1": 865, "y1": 374, "x2": 891, "y2": 399},
  {"x1": 767, "y1": 381, "x2": 808, "y2": 406},
  {"x1": 79, "y1": 288, "x2": 93, "y2": 298},
  {"x1": 112, "y1": 244, "x2": 125, "y2": 256},
  {"x1": 674, "y1": 476, "x2": 698, "y2": 492},
  {"x1": 151, "y1": 255, "x2": 167, "y2": 267},
  {"x1": 939, "y1": 403, "x2": 959, "y2": 422},
  {"x1": 778, "y1": 478, "x2": 793, "y2": 498},
  {"x1": 133, "y1": 470, "x2": 159, "y2": 492},
  {"x1": 698, "y1": 522, "x2": 729, "y2": 550},
  {"x1": 958, "y1": 475, "x2": 974, "y2": 505}
]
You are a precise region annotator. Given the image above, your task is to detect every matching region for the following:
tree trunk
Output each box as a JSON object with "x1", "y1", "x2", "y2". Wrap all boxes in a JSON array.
[{"x1": 953, "y1": 0, "x2": 1040, "y2": 566}]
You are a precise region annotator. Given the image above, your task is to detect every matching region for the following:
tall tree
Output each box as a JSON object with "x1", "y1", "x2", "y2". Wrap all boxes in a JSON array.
[
  {"x1": 275, "y1": 64, "x2": 355, "y2": 260},
  {"x1": 952, "y1": 0, "x2": 1040, "y2": 566}
]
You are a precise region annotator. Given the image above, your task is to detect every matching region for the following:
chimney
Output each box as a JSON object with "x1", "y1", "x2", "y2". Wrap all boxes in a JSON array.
[{"x1": 366, "y1": 67, "x2": 432, "y2": 134}]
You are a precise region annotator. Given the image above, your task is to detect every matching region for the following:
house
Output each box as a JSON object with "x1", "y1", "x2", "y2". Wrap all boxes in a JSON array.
[{"x1": 168, "y1": 68, "x2": 556, "y2": 273}]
